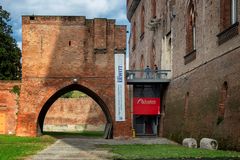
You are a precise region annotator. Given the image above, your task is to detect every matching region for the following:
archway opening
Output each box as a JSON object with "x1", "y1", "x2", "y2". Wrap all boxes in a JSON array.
[{"x1": 37, "y1": 84, "x2": 113, "y2": 139}]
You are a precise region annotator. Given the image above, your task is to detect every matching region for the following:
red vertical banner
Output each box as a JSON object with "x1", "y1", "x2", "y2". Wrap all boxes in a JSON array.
[{"x1": 133, "y1": 98, "x2": 160, "y2": 115}]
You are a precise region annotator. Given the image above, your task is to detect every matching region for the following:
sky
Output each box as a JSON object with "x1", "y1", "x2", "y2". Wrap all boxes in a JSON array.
[{"x1": 1, "y1": 0, "x2": 130, "y2": 67}]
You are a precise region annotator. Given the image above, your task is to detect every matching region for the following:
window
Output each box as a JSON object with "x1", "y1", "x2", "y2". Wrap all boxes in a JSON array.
[
  {"x1": 140, "y1": 6, "x2": 145, "y2": 39},
  {"x1": 220, "y1": 0, "x2": 238, "y2": 31},
  {"x1": 184, "y1": 92, "x2": 189, "y2": 120},
  {"x1": 151, "y1": 0, "x2": 157, "y2": 18},
  {"x1": 132, "y1": 22, "x2": 136, "y2": 50},
  {"x1": 218, "y1": 0, "x2": 238, "y2": 44},
  {"x1": 186, "y1": 1, "x2": 196, "y2": 53},
  {"x1": 184, "y1": 0, "x2": 196, "y2": 64},
  {"x1": 140, "y1": 55, "x2": 144, "y2": 70},
  {"x1": 217, "y1": 82, "x2": 228, "y2": 125},
  {"x1": 231, "y1": 0, "x2": 238, "y2": 24}
]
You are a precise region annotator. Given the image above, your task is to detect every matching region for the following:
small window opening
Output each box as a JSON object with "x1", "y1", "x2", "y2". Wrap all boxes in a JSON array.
[
  {"x1": 69, "y1": 41, "x2": 71, "y2": 46},
  {"x1": 184, "y1": 92, "x2": 189, "y2": 120},
  {"x1": 30, "y1": 16, "x2": 35, "y2": 20},
  {"x1": 217, "y1": 81, "x2": 228, "y2": 125}
]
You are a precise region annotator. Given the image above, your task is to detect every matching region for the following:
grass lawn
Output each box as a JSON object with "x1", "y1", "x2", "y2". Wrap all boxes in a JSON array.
[
  {"x1": 102, "y1": 144, "x2": 240, "y2": 160},
  {"x1": 0, "y1": 135, "x2": 55, "y2": 160},
  {"x1": 0, "y1": 131, "x2": 103, "y2": 160},
  {"x1": 43, "y1": 130, "x2": 104, "y2": 138}
]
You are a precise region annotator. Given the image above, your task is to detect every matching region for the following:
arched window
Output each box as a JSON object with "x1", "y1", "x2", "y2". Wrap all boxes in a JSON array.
[
  {"x1": 140, "y1": 55, "x2": 144, "y2": 70},
  {"x1": 220, "y1": 0, "x2": 238, "y2": 31},
  {"x1": 132, "y1": 22, "x2": 136, "y2": 50},
  {"x1": 184, "y1": 92, "x2": 190, "y2": 120},
  {"x1": 186, "y1": 1, "x2": 196, "y2": 53},
  {"x1": 217, "y1": 82, "x2": 228, "y2": 125},
  {"x1": 141, "y1": 6, "x2": 145, "y2": 38},
  {"x1": 152, "y1": 0, "x2": 157, "y2": 18}
]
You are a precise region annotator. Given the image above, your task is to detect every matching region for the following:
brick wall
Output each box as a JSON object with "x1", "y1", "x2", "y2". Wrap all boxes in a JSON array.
[
  {"x1": 17, "y1": 16, "x2": 131, "y2": 138},
  {"x1": 0, "y1": 81, "x2": 20, "y2": 134},
  {"x1": 44, "y1": 98, "x2": 106, "y2": 132},
  {"x1": 127, "y1": 0, "x2": 240, "y2": 150},
  {"x1": 164, "y1": 47, "x2": 240, "y2": 150}
]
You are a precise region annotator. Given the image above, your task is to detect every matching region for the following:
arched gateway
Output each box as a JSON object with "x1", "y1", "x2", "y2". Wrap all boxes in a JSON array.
[{"x1": 16, "y1": 16, "x2": 131, "y2": 138}]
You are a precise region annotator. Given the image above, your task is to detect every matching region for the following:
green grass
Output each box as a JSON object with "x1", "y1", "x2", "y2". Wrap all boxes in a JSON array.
[
  {"x1": 102, "y1": 144, "x2": 240, "y2": 160},
  {"x1": 43, "y1": 130, "x2": 104, "y2": 138},
  {"x1": 0, "y1": 135, "x2": 55, "y2": 160}
]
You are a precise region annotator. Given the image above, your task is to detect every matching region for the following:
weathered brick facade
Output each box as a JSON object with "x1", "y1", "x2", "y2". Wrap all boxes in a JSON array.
[
  {"x1": 0, "y1": 81, "x2": 20, "y2": 135},
  {"x1": 15, "y1": 16, "x2": 131, "y2": 138},
  {"x1": 44, "y1": 98, "x2": 106, "y2": 132},
  {"x1": 0, "y1": 85, "x2": 106, "y2": 134},
  {"x1": 127, "y1": 0, "x2": 240, "y2": 150}
]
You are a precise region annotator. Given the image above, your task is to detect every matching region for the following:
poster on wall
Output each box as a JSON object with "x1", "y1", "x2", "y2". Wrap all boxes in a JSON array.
[{"x1": 115, "y1": 53, "x2": 125, "y2": 121}]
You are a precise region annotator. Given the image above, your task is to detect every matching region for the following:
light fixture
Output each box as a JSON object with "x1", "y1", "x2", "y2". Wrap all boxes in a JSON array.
[{"x1": 73, "y1": 78, "x2": 78, "y2": 83}]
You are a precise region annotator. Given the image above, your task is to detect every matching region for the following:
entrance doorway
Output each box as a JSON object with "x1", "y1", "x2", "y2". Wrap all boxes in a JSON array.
[
  {"x1": 133, "y1": 84, "x2": 161, "y2": 137},
  {"x1": 134, "y1": 115, "x2": 159, "y2": 136}
]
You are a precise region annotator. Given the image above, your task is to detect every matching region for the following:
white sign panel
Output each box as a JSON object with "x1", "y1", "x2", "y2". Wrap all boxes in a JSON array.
[{"x1": 115, "y1": 54, "x2": 125, "y2": 121}]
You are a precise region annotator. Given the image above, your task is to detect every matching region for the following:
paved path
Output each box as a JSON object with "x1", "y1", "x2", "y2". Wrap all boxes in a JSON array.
[{"x1": 28, "y1": 137, "x2": 177, "y2": 160}]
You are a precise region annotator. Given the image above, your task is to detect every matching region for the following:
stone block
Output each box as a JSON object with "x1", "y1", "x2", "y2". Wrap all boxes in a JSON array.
[
  {"x1": 182, "y1": 138, "x2": 197, "y2": 148},
  {"x1": 200, "y1": 138, "x2": 218, "y2": 150}
]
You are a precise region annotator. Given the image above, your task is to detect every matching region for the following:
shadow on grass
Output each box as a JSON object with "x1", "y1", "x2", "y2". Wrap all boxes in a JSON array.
[{"x1": 43, "y1": 131, "x2": 104, "y2": 138}]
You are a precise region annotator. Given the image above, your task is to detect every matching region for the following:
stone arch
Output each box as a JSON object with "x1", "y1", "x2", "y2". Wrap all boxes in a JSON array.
[{"x1": 37, "y1": 83, "x2": 113, "y2": 138}]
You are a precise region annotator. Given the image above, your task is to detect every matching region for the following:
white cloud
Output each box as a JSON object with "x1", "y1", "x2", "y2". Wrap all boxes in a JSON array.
[
  {"x1": 17, "y1": 41, "x2": 22, "y2": 50},
  {"x1": 1, "y1": 0, "x2": 130, "y2": 61},
  {"x1": 2, "y1": 0, "x2": 126, "y2": 19},
  {"x1": 2, "y1": 0, "x2": 128, "y2": 40}
]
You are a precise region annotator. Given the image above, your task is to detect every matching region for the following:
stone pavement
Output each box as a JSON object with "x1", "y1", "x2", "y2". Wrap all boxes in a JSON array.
[{"x1": 28, "y1": 137, "x2": 177, "y2": 160}]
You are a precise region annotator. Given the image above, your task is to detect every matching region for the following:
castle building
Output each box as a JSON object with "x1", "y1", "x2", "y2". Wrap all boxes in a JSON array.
[{"x1": 127, "y1": 0, "x2": 240, "y2": 150}]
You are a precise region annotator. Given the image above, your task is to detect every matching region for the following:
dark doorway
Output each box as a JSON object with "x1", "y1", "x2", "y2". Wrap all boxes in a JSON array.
[
  {"x1": 134, "y1": 115, "x2": 159, "y2": 136},
  {"x1": 133, "y1": 84, "x2": 161, "y2": 137}
]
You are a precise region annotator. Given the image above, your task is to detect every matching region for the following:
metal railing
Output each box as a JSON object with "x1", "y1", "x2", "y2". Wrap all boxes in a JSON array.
[{"x1": 126, "y1": 70, "x2": 171, "y2": 80}]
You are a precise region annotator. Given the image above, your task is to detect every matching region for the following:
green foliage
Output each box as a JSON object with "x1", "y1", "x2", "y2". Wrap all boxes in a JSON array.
[
  {"x1": 0, "y1": 7, "x2": 21, "y2": 80},
  {"x1": 61, "y1": 91, "x2": 87, "y2": 98},
  {"x1": 10, "y1": 85, "x2": 20, "y2": 95},
  {"x1": 0, "y1": 135, "x2": 55, "y2": 160},
  {"x1": 61, "y1": 91, "x2": 73, "y2": 98},
  {"x1": 102, "y1": 144, "x2": 240, "y2": 159}
]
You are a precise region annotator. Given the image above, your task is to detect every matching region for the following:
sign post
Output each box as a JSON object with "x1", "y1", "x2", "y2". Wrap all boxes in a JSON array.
[{"x1": 115, "y1": 53, "x2": 125, "y2": 121}]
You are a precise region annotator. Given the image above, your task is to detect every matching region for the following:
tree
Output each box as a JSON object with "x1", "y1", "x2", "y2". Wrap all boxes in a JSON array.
[{"x1": 0, "y1": 6, "x2": 21, "y2": 80}]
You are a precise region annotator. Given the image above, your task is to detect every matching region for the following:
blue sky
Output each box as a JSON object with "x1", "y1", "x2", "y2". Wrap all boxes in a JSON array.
[{"x1": 1, "y1": 0, "x2": 130, "y2": 51}]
